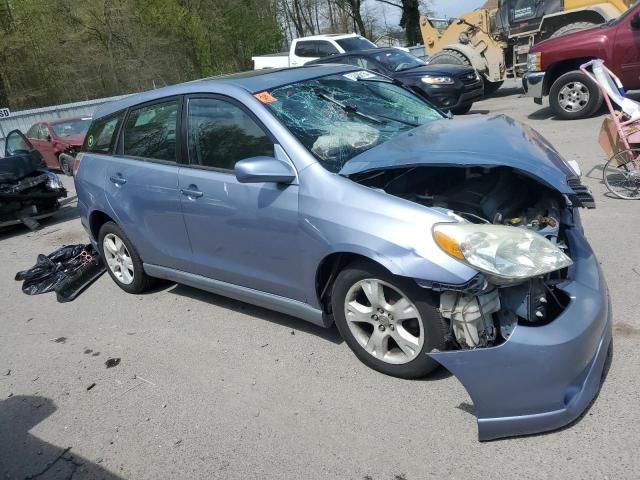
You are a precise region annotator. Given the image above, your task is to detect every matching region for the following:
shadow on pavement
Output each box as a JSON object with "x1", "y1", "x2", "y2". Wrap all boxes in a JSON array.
[
  {"x1": 168, "y1": 283, "x2": 344, "y2": 345},
  {"x1": 0, "y1": 395, "x2": 123, "y2": 479},
  {"x1": 0, "y1": 203, "x2": 79, "y2": 242}
]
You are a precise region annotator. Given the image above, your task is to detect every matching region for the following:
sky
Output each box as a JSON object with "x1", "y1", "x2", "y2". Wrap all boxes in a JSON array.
[
  {"x1": 430, "y1": 0, "x2": 486, "y2": 18},
  {"x1": 369, "y1": 0, "x2": 486, "y2": 27}
]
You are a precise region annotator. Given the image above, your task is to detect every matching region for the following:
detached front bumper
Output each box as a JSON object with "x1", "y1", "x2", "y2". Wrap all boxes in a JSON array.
[
  {"x1": 523, "y1": 71, "x2": 546, "y2": 104},
  {"x1": 428, "y1": 226, "x2": 612, "y2": 441}
]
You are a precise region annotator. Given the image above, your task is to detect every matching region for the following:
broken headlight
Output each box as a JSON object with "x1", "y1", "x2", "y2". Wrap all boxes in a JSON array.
[
  {"x1": 43, "y1": 171, "x2": 63, "y2": 190},
  {"x1": 433, "y1": 223, "x2": 572, "y2": 284}
]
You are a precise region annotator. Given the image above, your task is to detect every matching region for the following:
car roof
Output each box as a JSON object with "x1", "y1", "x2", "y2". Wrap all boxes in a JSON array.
[
  {"x1": 297, "y1": 33, "x2": 360, "y2": 41},
  {"x1": 93, "y1": 64, "x2": 360, "y2": 120},
  {"x1": 308, "y1": 48, "x2": 402, "y2": 63},
  {"x1": 47, "y1": 116, "x2": 92, "y2": 125}
]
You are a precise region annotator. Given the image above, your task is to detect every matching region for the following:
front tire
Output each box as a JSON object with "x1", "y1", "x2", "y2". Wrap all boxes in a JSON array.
[
  {"x1": 331, "y1": 261, "x2": 447, "y2": 379},
  {"x1": 58, "y1": 153, "x2": 74, "y2": 176},
  {"x1": 98, "y1": 222, "x2": 155, "y2": 293},
  {"x1": 549, "y1": 71, "x2": 603, "y2": 120},
  {"x1": 452, "y1": 103, "x2": 473, "y2": 115},
  {"x1": 427, "y1": 49, "x2": 470, "y2": 67}
]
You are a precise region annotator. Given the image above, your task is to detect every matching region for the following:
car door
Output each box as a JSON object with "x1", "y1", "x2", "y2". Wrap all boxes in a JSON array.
[
  {"x1": 26, "y1": 123, "x2": 44, "y2": 161},
  {"x1": 103, "y1": 97, "x2": 193, "y2": 271},
  {"x1": 613, "y1": 7, "x2": 640, "y2": 88},
  {"x1": 37, "y1": 124, "x2": 58, "y2": 168},
  {"x1": 178, "y1": 95, "x2": 304, "y2": 301}
]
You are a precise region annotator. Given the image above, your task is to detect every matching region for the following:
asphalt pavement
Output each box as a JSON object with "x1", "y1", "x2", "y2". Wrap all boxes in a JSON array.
[{"x1": 1, "y1": 82, "x2": 638, "y2": 479}]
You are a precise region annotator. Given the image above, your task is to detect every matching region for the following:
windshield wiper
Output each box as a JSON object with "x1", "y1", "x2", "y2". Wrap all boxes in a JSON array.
[{"x1": 316, "y1": 92, "x2": 383, "y2": 124}]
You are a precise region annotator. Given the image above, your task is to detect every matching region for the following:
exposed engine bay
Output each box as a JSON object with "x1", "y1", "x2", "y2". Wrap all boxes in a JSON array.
[{"x1": 353, "y1": 165, "x2": 573, "y2": 350}]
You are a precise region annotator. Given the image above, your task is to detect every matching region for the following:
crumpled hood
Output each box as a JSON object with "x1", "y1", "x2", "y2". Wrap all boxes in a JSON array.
[{"x1": 339, "y1": 115, "x2": 578, "y2": 196}]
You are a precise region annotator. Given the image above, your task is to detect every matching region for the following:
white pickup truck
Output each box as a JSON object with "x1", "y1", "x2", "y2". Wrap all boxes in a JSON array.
[{"x1": 251, "y1": 33, "x2": 378, "y2": 70}]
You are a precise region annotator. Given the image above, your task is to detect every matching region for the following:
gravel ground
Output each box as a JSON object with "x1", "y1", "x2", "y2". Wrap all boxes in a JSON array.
[{"x1": 1, "y1": 83, "x2": 639, "y2": 479}]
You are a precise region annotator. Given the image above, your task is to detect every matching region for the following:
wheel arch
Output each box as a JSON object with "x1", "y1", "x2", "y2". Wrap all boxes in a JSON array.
[
  {"x1": 315, "y1": 251, "x2": 398, "y2": 314},
  {"x1": 89, "y1": 210, "x2": 116, "y2": 242},
  {"x1": 543, "y1": 57, "x2": 596, "y2": 95}
]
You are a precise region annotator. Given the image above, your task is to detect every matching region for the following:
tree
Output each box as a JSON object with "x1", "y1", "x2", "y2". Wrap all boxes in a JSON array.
[{"x1": 375, "y1": 0, "x2": 431, "y2": 46}]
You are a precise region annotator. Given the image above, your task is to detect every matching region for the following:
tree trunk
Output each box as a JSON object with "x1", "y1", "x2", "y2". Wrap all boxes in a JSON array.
[{"x1": 400, "y1": 0, "x2": 420, "y2": 46}]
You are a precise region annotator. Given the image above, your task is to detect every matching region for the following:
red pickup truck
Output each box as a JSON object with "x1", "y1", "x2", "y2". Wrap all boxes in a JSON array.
[{"x1": 524, "y1": 1, "x2": 640, "y2": 120}]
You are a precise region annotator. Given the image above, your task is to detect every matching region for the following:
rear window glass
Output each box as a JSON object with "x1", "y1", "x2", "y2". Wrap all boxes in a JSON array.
[
  {"x1": 84, "y1": 113, "x2": 124, "y2": 153},
  {"x1": 123, "y1": 100, "x2": 179, "y2": 162}
]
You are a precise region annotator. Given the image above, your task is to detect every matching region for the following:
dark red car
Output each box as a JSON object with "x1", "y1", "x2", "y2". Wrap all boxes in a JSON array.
[
  {"x1": 524, "y1": 1, "x2": 640, "y2": 119},
  {"x1": 25, "y1": 117, "x2": 91, "y2": 174}
]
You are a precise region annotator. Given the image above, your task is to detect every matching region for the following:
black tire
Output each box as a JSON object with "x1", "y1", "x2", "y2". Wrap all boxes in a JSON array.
[
  {"x1": 427, "y1": 49, "x2": 471, "y2": 67},
  {"x1": 58, "y1": 153, "x2": 74, "y2": 176},
  {"x1": 549, "y1": 21, "x2": 598, "y2": 39},
  {"x1": 549, "y1": 70, "x2": 603, "y2": 120},
  {"x1": 484, "y1": 80, "x2": 504, "y2": 96},
  {"x1": 98, "y1": 221, "x2": 155, "y2": 294},
  {"x1": 331, "y1": 261, "x2": 447, "y2": 379},
  {"x1": 452, "y1": 103, "x2": 473, "y2": 115}
]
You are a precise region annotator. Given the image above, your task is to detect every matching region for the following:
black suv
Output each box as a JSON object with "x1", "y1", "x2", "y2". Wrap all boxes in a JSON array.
[{"x1": 308, "y1": 48, "x2": 484, "y2": 114}]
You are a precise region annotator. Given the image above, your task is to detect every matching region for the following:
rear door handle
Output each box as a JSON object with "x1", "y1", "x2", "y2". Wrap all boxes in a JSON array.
[{"x1": 109, "y1": 175, "x2": 127, "y2": 186}]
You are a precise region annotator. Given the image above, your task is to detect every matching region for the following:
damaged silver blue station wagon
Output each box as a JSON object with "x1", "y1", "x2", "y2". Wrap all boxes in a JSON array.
[{"x1": 74, "y1": 65, "x2": 611, "y2": 440}]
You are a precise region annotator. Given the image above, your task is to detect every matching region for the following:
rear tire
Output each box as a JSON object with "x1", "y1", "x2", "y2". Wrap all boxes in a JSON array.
[
  {"x1": 331, "y1": 261, "x2": 447, "y2": 379},
  {"x1": 550, "y1": 21, "x2": 598, "y2": 39},
  {"x1": 98, "y1": 221, "x2": 155, "y2": 294},
  {"x1": 549, "y1": 71, "x2": 603, "y2": 120}
]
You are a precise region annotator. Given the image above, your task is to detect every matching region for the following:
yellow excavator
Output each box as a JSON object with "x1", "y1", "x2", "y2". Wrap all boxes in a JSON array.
[{"x1": 420, "y1": 0, "x2": 634, "y2": 93}]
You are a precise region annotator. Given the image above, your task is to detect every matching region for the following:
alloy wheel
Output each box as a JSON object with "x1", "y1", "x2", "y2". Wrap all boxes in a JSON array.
[
  {"x1": 344, "y1": 279, "x2": 424, "y2": 364},
  {"x1": 103, "y1": 233, "x2": 135, "y2": 284},
  {"x1": 558, "y1": 81, "x2": 590, "y2": 113}
]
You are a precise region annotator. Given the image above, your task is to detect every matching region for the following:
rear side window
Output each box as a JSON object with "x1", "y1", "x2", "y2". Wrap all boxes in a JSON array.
[
  {"x1": 123, "y1": 100, "x2": 179, "y2": 162},
  {"x1": 84, "y1": 113, "x2": 123, "y2": 153},
  {"x1": 294, "y1": 41, "x2": 316, "y2": 57},
  {"x1": 316, "y1": 41, "x2": 339, "y2": 57},
  {"x1": 187, "y1": 98, "x2": 273, "y2": 171}
]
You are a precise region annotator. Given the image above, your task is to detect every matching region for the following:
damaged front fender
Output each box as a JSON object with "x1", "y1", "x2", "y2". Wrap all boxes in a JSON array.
[{"x1": 428, "y1": 227, "x2": 612, "y2": 440}]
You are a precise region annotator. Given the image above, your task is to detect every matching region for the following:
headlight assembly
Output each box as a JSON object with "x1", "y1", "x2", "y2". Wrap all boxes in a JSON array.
[
  {"x1": 527, "y1": 52, "x2": 541, "y2": 72},
  {"x1": 421, "y1": 76, "x2": 455, "y2": 85},
  {"x1": 433, "y1": 223, "x2": 572, "y2": 284}
]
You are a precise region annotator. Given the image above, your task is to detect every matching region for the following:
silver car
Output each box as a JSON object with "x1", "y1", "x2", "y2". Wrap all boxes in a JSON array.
[{"x1": 75, "y1": 65, "x2": 611, "y2": 440}]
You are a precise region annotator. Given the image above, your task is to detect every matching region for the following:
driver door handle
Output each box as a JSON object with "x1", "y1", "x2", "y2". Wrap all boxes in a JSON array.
[{"x1": 181, "y1": 187, "x2": 203, "y2": 199}]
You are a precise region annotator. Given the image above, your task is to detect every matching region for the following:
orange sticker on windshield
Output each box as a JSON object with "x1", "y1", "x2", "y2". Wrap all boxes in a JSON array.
[{"x1": 254, "y1": 91, "x2": 278, "y2": 104}]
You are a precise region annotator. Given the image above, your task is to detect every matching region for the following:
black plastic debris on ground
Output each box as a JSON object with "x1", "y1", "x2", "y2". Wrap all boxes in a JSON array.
[
  {"x1": 105, "y1": 358, "x2": 120, "y2": 369},
  {"x1": 15, "y1": 244, "x2": 106, "y2": 302}
]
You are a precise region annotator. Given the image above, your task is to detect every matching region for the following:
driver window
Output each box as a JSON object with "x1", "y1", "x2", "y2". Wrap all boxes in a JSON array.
[
  {"x1": 39, "y1": 125, "x2": 50, "y2": 140},
  {"x1": 187, "y1": 98, "x2": 274, "y2": 171}
]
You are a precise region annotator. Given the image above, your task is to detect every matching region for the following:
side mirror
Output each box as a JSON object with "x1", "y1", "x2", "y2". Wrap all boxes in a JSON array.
[
  {"x1": 234, "y1": 156, "x2": 296, "y2": 184},
  {"x1": 631, "y1": 12, "x2": 640, "y2": 30},
  {"x1": 46, "y1": 134, "x2": 52, "y2": 142}
]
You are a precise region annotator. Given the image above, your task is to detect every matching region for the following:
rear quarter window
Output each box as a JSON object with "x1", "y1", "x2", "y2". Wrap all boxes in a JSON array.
[{"x1": 84, "y1": 113, "x2": 124, "y2": 153}]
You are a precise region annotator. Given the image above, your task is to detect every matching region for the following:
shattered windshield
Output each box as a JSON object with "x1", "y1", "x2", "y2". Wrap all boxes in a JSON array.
[{"x1": 262, "y1": 71, "x2": 442, "y2": 172}]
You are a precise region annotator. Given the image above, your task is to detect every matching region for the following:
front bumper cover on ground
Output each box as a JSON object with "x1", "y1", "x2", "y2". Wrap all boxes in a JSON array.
[{"x1": 428, "y1": 226, "x2": 612, "y2": 441}]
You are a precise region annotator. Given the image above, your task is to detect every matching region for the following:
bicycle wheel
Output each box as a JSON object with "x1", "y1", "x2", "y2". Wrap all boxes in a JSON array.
[{"x1": 603, "y1": 148, "x2": 640, "y2": 200}]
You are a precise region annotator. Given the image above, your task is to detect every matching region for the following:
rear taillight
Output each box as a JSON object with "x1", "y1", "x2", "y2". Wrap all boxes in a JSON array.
[{"x1": 73, "y1": 152, "x2": 84, "y2": 176}]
